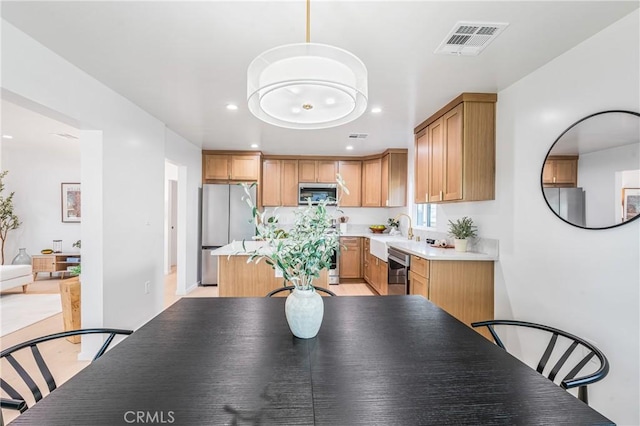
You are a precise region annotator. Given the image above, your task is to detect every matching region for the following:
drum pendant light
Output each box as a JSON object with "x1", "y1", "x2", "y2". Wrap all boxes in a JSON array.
[{"x1": 247, "y1": 0, "x2": 368, "y2": 129}]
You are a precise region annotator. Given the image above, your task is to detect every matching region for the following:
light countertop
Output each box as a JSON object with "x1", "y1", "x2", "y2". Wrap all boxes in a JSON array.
[{"x1": 210, "y1": 234, "x2": 496, "y2": 262}]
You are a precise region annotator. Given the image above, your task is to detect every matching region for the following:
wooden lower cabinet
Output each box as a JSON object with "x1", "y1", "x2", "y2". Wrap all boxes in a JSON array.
[
  {"x1": 409, "y1": 256, "x2": 494, "y2": 339},
  {"x1": 339, "y1": 237, "x2": 362, "y2": 279},
  {"x1": 409, "y1": 271, "x2": 428, "y2": 298},
  {"x1": 365, "y1": 255, "x2": 387, "y2": 295}
]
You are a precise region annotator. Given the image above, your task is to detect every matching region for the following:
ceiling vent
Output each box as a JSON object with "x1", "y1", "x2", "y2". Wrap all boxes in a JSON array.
[
  {"x1": 435, "y1": 21, "x2": 509, "y2": 56},
  {"x1": 348, "y1": 133, "x2": 368, "y2": 139},
  {"x1": 51, "y1": 132, "x2": 78, "y2": 140}
]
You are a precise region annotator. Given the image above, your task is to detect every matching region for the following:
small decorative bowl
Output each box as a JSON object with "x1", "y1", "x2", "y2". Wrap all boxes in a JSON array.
[{"x1": 369, "y1": 226, "x2": 387, "y2": 234}]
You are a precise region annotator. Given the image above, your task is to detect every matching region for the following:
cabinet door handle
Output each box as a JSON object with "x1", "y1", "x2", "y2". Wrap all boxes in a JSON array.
[
  {"x1": 552, "y1": 176, "x2": 556, "y2": 183},
  {"x1": 440, "y1": 191, "x2": 443, "y2": 201},
  {"x1": 426, "y1": 192, "x2": 429, "y2": 201}
]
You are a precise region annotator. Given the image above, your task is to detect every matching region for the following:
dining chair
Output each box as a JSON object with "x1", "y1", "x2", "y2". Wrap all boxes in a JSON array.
[
  {"x1": 471, "y1": 320, "x2": 609, "y2": 404},
  {"x1": 266, "y1": 285, "x2": 336, "y2": 297},
  {"x1": 1, "y1": 328, "x2": 133, "y2": 415}
]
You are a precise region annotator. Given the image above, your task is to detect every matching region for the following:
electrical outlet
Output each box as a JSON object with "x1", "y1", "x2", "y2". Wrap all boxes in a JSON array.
[{"x1": 144, "y1": 281, "x2": 150, "y2": 294}]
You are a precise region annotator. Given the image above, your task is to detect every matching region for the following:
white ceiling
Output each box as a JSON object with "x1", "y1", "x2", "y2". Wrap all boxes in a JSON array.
[{"x1": 1, "y1": 1, "x2": 638, "y2": 156}]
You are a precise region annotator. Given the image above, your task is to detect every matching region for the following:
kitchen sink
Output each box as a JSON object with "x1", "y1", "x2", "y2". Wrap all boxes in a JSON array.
[{"x1": 369, "y1": 235, "x2": 409, "y2": 261}]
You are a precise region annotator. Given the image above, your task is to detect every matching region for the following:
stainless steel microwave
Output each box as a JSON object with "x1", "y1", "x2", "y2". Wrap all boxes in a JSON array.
[{"x1": 299, "y1": 183, "x2": 337, "y2": 205}]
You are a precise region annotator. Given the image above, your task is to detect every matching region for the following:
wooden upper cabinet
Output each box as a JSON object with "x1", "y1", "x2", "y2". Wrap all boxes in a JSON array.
[
  {"x1": 203, "y1": 155, "x2": 230, "y2": 180},
  {"x1": 281, "y1": 160, "x2": 299, "y2": 206},
  {"x1": 338, "y1": 160, "x2": 362, "y2": 207},
  {"x1": 414, "y1": 93, "x2": 496, "y2": 204},
  {"x1": 262, "y1": 159, "x2": 299, "y2": 207},
  {"x1": 415, "y1": 130, "x2": 429, "y2": 204},
  {"x1": 361, "y1": 151, "x2": 407, "y2": 207},
  {"x1": 231, "y1": 155, "x2": 260, "y2": 181},
  {"x1": 384, "y1": 152, "x2": 407, "y2": 207},
  {"x1": 362, "y1": 158, "x2": 382, "y2": 207},
  {"x1": 203, "y1": 153, "x2": 260, "y2": 182},
  {"x1": 443, "y1": 105, "x2": 463, "y2": 201},
  {"x1": 428, "y1": 117, "x2": 445, "y2": 203},
  {"x1": 542, "y1": 156, "x2": 578, "y2": 187},
  {"x1": 261, "y1": 159, "x2": 282, "y2": 206},
  {"x1": 298, "y1": 160, "x2": 338, "y2": 183}
]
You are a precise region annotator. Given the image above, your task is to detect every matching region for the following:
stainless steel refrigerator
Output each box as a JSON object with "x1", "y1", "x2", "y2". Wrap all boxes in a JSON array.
[
  {"x1": 201, "y1": 184, "x2": 256, "y2": 285},
  {"x1": 543, "y1": 187, "x2": 586, "y2": 227}
]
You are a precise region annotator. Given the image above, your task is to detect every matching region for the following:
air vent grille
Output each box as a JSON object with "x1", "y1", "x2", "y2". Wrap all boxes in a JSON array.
[
  {"x1": 435, "y1": 21, "x2": 509, "y2": 56},
  {"x1": 51, "y1": 132, "x2": 78, "y2": 140},
  {"x1": 348, "y1": 133, "x2": 368, "y2": 139}
]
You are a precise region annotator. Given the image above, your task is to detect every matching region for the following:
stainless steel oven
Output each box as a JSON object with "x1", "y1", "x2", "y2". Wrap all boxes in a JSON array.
[
  {"x1": 329, "y1": 250, "x2": 339, "y2": 285},
  {"x1": 387, "y1": 247, "x2": 410, "y2": 295}
]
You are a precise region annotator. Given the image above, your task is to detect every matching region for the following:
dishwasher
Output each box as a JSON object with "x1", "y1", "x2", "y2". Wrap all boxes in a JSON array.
[{"x1": 387, "y1": 247, "x2": 411, "y2": 295}]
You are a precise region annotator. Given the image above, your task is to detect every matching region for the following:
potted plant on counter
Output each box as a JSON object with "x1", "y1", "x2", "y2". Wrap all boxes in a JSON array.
[
  {"x1": 241, "y1": 175, "x2": 349, "y2": 339},
  {"x1": 448, "y1": 216, "x2": 477, "y2": 252}
]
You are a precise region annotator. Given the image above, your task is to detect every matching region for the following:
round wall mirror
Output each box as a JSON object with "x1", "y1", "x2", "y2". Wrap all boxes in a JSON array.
[{"x1": 541, "y1": 110, "x2": 640, "y2": 230}]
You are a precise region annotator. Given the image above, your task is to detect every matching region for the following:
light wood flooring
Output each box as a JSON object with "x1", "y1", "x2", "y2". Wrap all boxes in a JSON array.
[{"x1": 1, "y1": 270, "x2": 373, "y2": 423}]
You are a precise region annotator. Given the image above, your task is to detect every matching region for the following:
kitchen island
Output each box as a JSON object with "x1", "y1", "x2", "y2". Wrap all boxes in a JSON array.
[{"x1": 210, "y1": 241, "x2": 329, "y2": 297}]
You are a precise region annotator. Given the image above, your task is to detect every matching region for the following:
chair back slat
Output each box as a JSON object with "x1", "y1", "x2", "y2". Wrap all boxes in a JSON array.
[
  {"x1": 4, "y1": 354, "x2": 43, "y2": 403},
  {"x1": 563, "y1": 351, "x2": 595, "y2": 383},
  {"x1": 1, "y1": 379, "x2": 25, "y2": 403},
  {"x1": 536, "y1": 333, "x2": 558, "y2": 374},
  {"x1": 548, "y1": 340, "x2": 578, "y2": 382},
  {"x1": 94, "y1": 333, "x2": 117, "y2": 361},
  {"x1": 30, "y1": 345, "x2": 57, "y2": 393}
]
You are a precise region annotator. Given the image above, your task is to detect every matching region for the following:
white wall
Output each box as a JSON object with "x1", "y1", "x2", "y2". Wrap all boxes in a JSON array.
[
  {"x1": 1, "y1": 21, "x2": 201, "y2": 336},
  {"x1": 164, "y1": 128, "x2": 202, "y2": 295},
  {"x1": 1, "y1": 132, "x2": 80, "y2": 261},
  {"x1": 435, "y1": 10, "x2": 638, "y2": 424}
]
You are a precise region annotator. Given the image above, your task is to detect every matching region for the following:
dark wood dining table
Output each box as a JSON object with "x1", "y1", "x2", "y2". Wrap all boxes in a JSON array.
[{"x1": 11, "y1": 296, "x2": 613, "y2": 425}]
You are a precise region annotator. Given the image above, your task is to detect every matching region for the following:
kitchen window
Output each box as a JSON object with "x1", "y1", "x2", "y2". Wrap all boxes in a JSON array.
[{"x1": 416, "y1": 204, "x2": 437, "y2": 228}]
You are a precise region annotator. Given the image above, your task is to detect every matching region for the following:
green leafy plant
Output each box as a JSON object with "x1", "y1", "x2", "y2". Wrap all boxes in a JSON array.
[
  {"x1": 72, "y1": 240, "x2": 81, "y2": 249},
  {"x1": 0, "y1": 171, "x2": 21, "y2": 265},
  {"x1": 448, "y1": 216, "x2": 477, "y2": 240},
  {"x1": 242, "y1": 175, "x2": 349, "y2": 291},
  {"x1": 70, "y1": 264, "x2": 81, "y2": 276}
]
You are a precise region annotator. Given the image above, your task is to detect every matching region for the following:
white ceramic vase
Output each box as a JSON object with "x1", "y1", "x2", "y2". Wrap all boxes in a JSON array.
[
  {"x1": 285, "y1": 287, "x2": 324, "y2": 339},
  {"x1": 454, "y1": 238, "x2": 468, "y2": 252}
]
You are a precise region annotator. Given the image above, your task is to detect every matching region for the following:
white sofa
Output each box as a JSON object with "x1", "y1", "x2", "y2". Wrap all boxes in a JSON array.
[{"x1": 0, "y1": 265, "x2": 33, "y2": 292}]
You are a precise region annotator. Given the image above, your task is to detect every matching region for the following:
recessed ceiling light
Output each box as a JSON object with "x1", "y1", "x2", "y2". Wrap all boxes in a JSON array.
[
  {"x1": 250, "y1": 144, "x2": 259, "y2": 148},
  {"x1": 292, "y1": 107, "x2": 301, "y2": 114},
  {"x1": 371, "y1": 107, "x2": 382, "y2": 113},
  {"x1": 2, "y1": 135, "x2": 13, "y2": 139},
  {"x1": 346, "y1": 145, "x2": 354, "y2": 150},
  {"x1": 226, "y1": 104, "x2": 238, "y2": 110},
  {"x1": 326, "y1": 98, "x2": 336, "y2": 105}
]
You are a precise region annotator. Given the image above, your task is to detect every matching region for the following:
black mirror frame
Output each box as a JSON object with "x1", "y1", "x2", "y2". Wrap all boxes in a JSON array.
[{"x1": 541, "y1": 110, "x2": 640, "y2": 230}]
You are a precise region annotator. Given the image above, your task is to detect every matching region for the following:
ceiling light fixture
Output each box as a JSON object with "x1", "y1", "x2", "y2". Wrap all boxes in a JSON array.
[
  {"x1": 247, "y1": 0, "x2": 368, "y2": 129},
  {"x1": 2, "y1": 135, "x2": 13, "y2": 139},
  {"x1": 371, "y1": 107, "x2": 382, "y2": 113},
  {"x1": 250, "y1": 143, "x2": 259, "y2": 148},
  {"x1": 226, "y1": 104, "x2": 238, "y2": 110}
]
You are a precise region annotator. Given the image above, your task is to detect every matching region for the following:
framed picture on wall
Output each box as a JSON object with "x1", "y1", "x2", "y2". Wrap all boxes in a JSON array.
[
  {"x1": 622, "y1": 187, "x2": 640, "y2": 222},
  {"x1": 61, "y1": 182, "x2": 81, "y2": 223}
]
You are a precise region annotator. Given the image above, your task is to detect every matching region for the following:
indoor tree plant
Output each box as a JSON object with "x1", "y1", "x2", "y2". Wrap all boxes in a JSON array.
[
  {"x1": 241, "y1": 175, "x2": 348, "y2": 339},
  {"x1": 448, "y1": 216, "x2": 477, "y2": 252},
  {"x1": 0, "y1": 170, "x2": 21, "y2": 264}
]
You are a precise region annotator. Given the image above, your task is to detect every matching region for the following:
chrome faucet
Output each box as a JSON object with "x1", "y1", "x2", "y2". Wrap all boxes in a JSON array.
[{"x1": 394, "y1": 213, "x2": 414, "y2": 240}]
